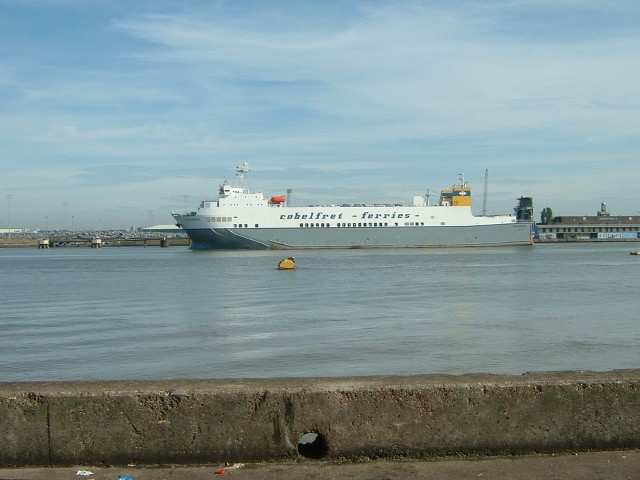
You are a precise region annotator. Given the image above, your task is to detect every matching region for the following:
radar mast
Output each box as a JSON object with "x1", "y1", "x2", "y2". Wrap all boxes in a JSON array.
[{"x1": 235, "y1": 162, "x2": 250, "y2": 188}]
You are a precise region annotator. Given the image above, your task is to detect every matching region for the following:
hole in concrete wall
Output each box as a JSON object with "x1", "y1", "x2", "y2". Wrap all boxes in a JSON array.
[{"x1": 297, "y1": 432, "x2": 328, "y2": 459}]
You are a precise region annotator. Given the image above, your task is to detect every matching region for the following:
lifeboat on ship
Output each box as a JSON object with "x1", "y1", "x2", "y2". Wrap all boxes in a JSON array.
[{"x1": 270, "y1": 195, "x2": 286, "y2": 205}]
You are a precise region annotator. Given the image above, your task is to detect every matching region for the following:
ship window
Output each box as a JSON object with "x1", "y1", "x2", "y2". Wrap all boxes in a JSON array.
[
  {"x1": 441, "y1": 222, "x2": 445, "y2": 226},
  {"x1": 255, "y1": 224, "x2": 258, "y2": 228},
  {"x1": 300, "y1": 223, "x2": 303, "y2": 227}
]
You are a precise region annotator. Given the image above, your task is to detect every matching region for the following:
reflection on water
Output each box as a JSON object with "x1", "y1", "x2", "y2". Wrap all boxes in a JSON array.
[{"x1": 0, "y1": 243, "x2": 639, "y2": 381}]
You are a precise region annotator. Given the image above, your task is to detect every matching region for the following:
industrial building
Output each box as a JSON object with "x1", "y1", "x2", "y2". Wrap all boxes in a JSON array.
[{"x1": 537, "y1": 202, "x2": 640, "y2": 241}]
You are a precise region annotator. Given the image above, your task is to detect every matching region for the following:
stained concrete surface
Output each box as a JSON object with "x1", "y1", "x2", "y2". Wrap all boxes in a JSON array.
[
  {"x1": 1, "y1": 450, "x2": 639, "y2": 480},
  {"x1": 3, "y1": 371, "x2": 640, "y2": 466}
]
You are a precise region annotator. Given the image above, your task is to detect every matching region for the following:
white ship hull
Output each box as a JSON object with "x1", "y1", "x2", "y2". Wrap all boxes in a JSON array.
[{"x1": 172, "y1": 164, "x2": 534, "y2": 250}]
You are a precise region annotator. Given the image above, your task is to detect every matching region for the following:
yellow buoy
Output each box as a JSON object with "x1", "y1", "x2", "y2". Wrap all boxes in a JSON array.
[{"x1": 278, "y1": 257, "x2": 296, "y2": 270}]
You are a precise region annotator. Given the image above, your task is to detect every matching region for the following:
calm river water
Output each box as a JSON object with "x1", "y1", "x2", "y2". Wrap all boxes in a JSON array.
[{"x1": 1, "y1": 243, "x2": 638, "y2": 381}]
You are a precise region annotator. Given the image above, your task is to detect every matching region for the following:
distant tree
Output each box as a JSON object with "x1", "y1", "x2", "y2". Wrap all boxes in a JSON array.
[{"x1": 541, "y1": 207, "x2": 553, "y2": 224}]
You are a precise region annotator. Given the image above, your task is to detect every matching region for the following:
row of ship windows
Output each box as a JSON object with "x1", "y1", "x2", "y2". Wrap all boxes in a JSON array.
[
  {"x1": 207, "y1": 217, "x2": 232, "y2": 222},
  {"x1": 231, "y1": 222, "x2": 432, "y2": 228},
  {"x1": 539, "y1": 226, "x2": 640, "y2": 233}
]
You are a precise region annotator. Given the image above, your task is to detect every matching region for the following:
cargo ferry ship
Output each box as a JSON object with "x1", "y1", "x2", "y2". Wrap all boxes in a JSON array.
[{"x1": 172, "y1": 164, "x2": 534, "y2": 250}]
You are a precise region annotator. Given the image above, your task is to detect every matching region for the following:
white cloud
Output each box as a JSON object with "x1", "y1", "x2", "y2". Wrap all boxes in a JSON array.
[{"x1": 1, "y1": 0, "x2": 640, "y2": 229}]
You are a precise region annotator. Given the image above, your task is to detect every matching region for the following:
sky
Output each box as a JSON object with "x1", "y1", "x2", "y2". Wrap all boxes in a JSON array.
[{"x1": 1, "y1": 0, "x2": 639, "y2": 231}]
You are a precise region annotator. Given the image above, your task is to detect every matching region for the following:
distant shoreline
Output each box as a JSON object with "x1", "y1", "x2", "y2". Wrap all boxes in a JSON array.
[
  {"x1": 1, "y1": 237, "x2": 639, "y2": 249},
  {"x1": 0, "y1": 237, "x2": 191, "y2": 248}
]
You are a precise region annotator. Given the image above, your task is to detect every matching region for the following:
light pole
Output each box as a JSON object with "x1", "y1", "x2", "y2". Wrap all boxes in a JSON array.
[
  {"x1": 5, "y1": 194, "x2": 13, "y2": 238},
  {"x1": 183, "y1": 195, "x2": 189, "y2": 213},
  {"x1": 63, "y1": 202, "x2": 68, "y2": 232}
]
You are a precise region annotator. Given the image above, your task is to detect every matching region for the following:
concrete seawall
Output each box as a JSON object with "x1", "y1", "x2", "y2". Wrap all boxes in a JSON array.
[{"x1": 1, "y1": 370, "x2": 639, "y2": 467}]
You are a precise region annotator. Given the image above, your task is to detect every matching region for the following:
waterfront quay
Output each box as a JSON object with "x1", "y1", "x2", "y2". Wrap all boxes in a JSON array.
[
  {"x1": 0, "y1": 232, "x2": 190, "y2": 248},
  {"x1": 2, "y1": 370, "x2": 640, "y2": 469}
]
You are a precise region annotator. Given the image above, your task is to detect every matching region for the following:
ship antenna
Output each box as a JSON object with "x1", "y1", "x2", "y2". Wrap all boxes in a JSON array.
[
  {"x1": 458, "y1": 172, "x2": 466, "y2": 187},
  {"x1": 235, "y1": 162, "x2": 250, "y2": 188}
]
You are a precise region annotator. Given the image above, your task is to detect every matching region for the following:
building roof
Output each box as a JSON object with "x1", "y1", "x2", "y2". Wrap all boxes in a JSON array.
[{"x1": 143, "y1": 224, "x2": 181, "y2": 231}]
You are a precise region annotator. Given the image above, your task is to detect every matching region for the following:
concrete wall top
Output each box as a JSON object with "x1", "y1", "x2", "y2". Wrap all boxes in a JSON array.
[
  {"x1": 2, "y1": 370, "x2": 640, "y2": 466},
  {"x1": 3, "y1": 369, "x2": 638, "y2": 394}
]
